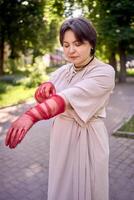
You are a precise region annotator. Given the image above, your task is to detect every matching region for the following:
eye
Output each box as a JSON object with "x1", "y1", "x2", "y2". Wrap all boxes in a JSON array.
[
  {"x1": 75, "y1": 41, "x2": 82, "y2": 46},
  {"x1": 63, "y1": 43, "x2": 69, "y2": 48}
]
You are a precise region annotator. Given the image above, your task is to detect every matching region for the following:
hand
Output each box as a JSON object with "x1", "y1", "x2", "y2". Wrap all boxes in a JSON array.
[
  {"x1": 35, "y1": 82, "x2": 56, "y2": 103},
  {"x1": 5, "y1": 114, "x2": 34, "y2": 149}
]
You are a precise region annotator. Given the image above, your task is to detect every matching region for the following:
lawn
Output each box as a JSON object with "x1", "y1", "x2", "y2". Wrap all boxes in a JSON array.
[
  {"x1": 113, "y1": 116, "x2": 134, "y2": 139},
  {"x1": 0, "y1": 65, "x2": 59, "y2": 108},
  {"x1": 0, "y1": 64, "x2": 54, "y2": 108},
  {"x1": 0, "y1": 82, "x2": 36, "y2": 108},
  {"x1": 119, "y1": 115, "x2": 134, "y2": 132}
]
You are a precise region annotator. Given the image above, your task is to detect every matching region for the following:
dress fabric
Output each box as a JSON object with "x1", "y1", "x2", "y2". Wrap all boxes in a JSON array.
[{"x1": 47, "y1": 58, "x2": 115, "y2": 200}]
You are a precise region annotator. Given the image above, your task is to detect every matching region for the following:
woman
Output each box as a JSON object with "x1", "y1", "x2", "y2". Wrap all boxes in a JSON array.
[{"x1": 5, "y1": 17, "x2": 115, "y2": 200}]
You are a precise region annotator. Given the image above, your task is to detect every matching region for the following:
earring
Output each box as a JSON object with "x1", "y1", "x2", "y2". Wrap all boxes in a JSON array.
[{"x1": 91, "y1": 48, "x2": 94, "y2": 55}]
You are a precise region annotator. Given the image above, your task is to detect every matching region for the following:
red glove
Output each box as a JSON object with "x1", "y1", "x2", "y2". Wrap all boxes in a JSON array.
[
  {"x1": 5, "y1": 114, "x2": 34, "y2": 149},
  {"x1": 35, "y1": 82, "x2": 56, "y2": 103},
  {"x1": 5, "y1": 94, "x2": 65, "y2": 149}
]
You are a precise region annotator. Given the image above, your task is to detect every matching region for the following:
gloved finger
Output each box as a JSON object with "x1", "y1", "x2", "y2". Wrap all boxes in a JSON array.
[
  {"x1": 45, "y1": 85, "x2": 52, "y2": 98},
  {"x1": 35, "y1": 86, "x2": 41, "y2": 97},
  {"x1": 41, "y1": 85, "x2": 48, "y2": 98},
  {"x1": 40, "y1": 84, "x2": 45, "y2": 95},
  {"x1": 18, "y1": 129, "x2": 26, "y2": 144},
  {"x1": 8, "y1": 128, "x2": 17, "y2": 148},
  {"x1": 35, "y1": 89, "x2": 44, "y2": 103},
  {"x1": 12, "y1": 128, "x2": 24, "y2": 148},
  {"x1": 37, "y1": 88, "x2": 42, "y2": 99},
  {"x1": 5, "y1": 128, "x2": 14, "y2": 146},
  {"x1": 49, "y1": 87, "x2": 56, "y2": 96},
  {"x1": 10, "y1": 128, "x2": 20, "y2": 148},
  {"x1": 36, "y1": 95, "x2": 43, "y2": 103}
]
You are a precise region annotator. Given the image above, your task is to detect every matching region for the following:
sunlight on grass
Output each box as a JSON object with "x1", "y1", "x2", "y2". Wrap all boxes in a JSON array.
[
  {"x1": 127, "y1": 68, "x2": 134, "y2": 76},
  {"x1": 0, "y1": 84, "x2": 35, "y2": 108}
]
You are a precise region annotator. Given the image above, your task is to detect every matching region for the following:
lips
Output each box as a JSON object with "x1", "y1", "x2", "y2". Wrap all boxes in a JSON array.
[{"x1": 69, "y1": 56, "x2": 78, "y2": 59}]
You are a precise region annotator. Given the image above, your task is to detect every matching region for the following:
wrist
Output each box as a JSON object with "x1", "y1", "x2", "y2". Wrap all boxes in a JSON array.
[{"x1": 24, "y1": 112, "x2": 38, "y2": 123}]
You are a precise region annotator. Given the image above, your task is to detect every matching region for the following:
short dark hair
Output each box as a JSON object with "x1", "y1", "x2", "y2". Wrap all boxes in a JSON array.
[{"x1": 59, "y1": 17, "x2": 97, "y2": 55}]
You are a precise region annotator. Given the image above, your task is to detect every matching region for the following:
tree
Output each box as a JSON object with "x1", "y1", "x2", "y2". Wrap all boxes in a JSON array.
[
  {"x1": 0, "y1": 0, "x2": 47, "y2": 74},
  {"x1": 0, "y1": 0, "x2": 65, "y2": 75},
  {"x1": 75, "y1": 0, "x2": 134, "y2": 82},
  {"x1": 95, "y1": 0, "x2": 134, "y2": 82}
]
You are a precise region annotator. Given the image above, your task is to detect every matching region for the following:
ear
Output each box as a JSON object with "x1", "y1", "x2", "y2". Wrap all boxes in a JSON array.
[{"x1": 90, "y1": 48, "x2": 95, "y2": 55}]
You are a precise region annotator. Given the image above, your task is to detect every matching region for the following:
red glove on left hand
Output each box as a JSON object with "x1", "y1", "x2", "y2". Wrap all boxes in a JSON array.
[{"x1": 35, "y1": 82, "x2": 56, "y2": 103}]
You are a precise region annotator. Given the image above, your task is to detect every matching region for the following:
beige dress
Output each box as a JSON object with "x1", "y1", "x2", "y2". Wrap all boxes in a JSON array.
[{"x1": 47, "y1": 58, "x2": 115, "y2": 200}]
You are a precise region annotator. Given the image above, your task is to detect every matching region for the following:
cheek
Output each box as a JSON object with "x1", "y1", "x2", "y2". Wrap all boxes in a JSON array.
[
  {"x1": 79, "y1": 48, "x2": 90, "y2": 57},
  {"x1": 63, "y1": 48, "x2": 68, "y2": 57},
  {"x1": 77, "y1": 49, "x2": 88, "y2": 57},
  {"x1": 63, "y1": 49, "x2": 69, "y2": 60}
]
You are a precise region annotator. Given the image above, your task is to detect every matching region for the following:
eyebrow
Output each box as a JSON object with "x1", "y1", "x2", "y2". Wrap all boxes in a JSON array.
[{"x1": 63, "y1": 40, "x2": 79, "y2": 43}]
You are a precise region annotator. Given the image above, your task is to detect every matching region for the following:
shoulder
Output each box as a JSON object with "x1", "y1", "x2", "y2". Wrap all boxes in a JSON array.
[
  {"x1": 83, "y1": 58, "x2": 115, "y2": 89},
  {"x1": 87, "y1": 58, "x2": 115, "y2": 78}
]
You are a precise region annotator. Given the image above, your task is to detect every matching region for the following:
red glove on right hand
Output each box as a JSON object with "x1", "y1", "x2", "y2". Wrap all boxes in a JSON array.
[
  {"x1": 35, "y1": 82, "x2": 56, "y2": 103},
  {"x1": 5, "y1": 114, "x2": 34, "y2": 149},
  {"x1": 5, "y1": 94, "x2": 65, "y2": 149}
]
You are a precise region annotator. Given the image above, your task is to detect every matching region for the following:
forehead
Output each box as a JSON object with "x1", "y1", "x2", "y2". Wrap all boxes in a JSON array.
[{"x1": 63, "y1": 29, "x2": 79, "y2": 42}]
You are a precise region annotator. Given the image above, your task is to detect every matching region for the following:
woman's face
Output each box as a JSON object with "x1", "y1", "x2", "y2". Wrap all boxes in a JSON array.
[{"x1": 63, "y1": 29, "x2": 92, "y2": 67}]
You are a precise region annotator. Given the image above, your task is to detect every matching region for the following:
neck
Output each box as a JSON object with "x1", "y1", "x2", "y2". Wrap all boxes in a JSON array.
[{"x1": 74, "y1": 56, "x2": 94, "y2": 72}]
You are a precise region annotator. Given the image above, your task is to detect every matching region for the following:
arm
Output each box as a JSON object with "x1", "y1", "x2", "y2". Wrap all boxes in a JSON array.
[{"x1": 5, "y1": 94, "x2": 66, "y2": 149}]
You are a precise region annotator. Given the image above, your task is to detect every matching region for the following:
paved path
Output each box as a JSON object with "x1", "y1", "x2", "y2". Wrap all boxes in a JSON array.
[{"x1": 0, "y1": 78, "x2": 134, "y2": 200}]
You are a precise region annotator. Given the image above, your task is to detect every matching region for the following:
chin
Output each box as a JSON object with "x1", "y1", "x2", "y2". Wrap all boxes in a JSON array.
[
  {"x1": 69, "y1": 60, "x2": 80, "y2": 65},
  {"x1": 73, "y1": 61, "x2": 81, "y2": 66},
  {"x1": 67, "y1": 58, "x2": 81, "y2": 65}
]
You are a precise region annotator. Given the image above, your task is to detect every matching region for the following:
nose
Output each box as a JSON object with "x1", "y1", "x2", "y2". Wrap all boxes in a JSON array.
[{"x1": 69, "y1": 45, "x2": 76, "y2": 54}]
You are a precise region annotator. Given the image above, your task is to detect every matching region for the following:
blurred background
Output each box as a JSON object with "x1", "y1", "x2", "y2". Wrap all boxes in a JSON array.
[{"x1": 0, "y1": 0, "x2": 134, "y2": 107}]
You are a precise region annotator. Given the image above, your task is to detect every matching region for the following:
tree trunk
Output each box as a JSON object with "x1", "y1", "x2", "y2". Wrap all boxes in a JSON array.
[
  {"x1": 0, "y1": 34, "x2": 5, "y2": 75},
  {"x1": 109, "y1": 51, "x2": 117, "y2": 73},
  {"x1": 118, "y1": 42, "x2": 127, "y2": 83}
]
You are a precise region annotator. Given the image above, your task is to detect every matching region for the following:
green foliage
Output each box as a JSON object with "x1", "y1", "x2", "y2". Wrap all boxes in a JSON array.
[
  {"x1": 21, "y1": 57, "x2": 49, "y2": 88},
  {"x1": 0, "y1": 56, "x2": 50, "y2": 107},
  {"x1": 0, "y1": 81, "x2": 7, "y2": 93},
  {"x1": 45, "y1": 0, "x2": 64, "y2": 17},
  {"x1": 46, "y1": 66, "x2": 59, "y2": 74},
  {"x1": 74, "y1": 0, "x2": 134, "y2": 81},
  {"x1": 0, "y1": 0, "x2": 47, "y2": 57},
  {"x1": 23, "y1": 68, "x2": 48, "y2": 88},
  {"x1": 0, "y1": 0, "x2": 65, "y2": 74},
  {"x1": 0, "y1": 57, "x2": 49, "y2": 107},
  {"x1": 127, "y1": 68, "x2": 134, "y2": 76},
  {"x1": 80, "y1": 0, "x2": 134, "y2": 54}
]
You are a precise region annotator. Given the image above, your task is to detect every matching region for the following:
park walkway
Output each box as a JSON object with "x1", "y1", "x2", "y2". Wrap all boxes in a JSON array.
[{"x1": 0, "y1": 78, "x2": 134, "y2": 200}]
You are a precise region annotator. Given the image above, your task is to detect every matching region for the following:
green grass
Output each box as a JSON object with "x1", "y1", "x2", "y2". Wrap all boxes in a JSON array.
[
  {"x1": 0, "y1": 71, "x2": 51, "y2": 108},
  {"x1": 127, "y1": 68, "x2": 134, "y2": 77},
  {"x1": 0, "y1": 82, "x2": 36, "y2": 108},
  {"x1": 119, "y1": 116, "x2": 134, "y2": 132},
  {"x1": 113, "y1": 116, "x2": 134, "y2": 139},
  {"x1": 0, "y1": 66, "x2": 58, "y2": 108}
]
